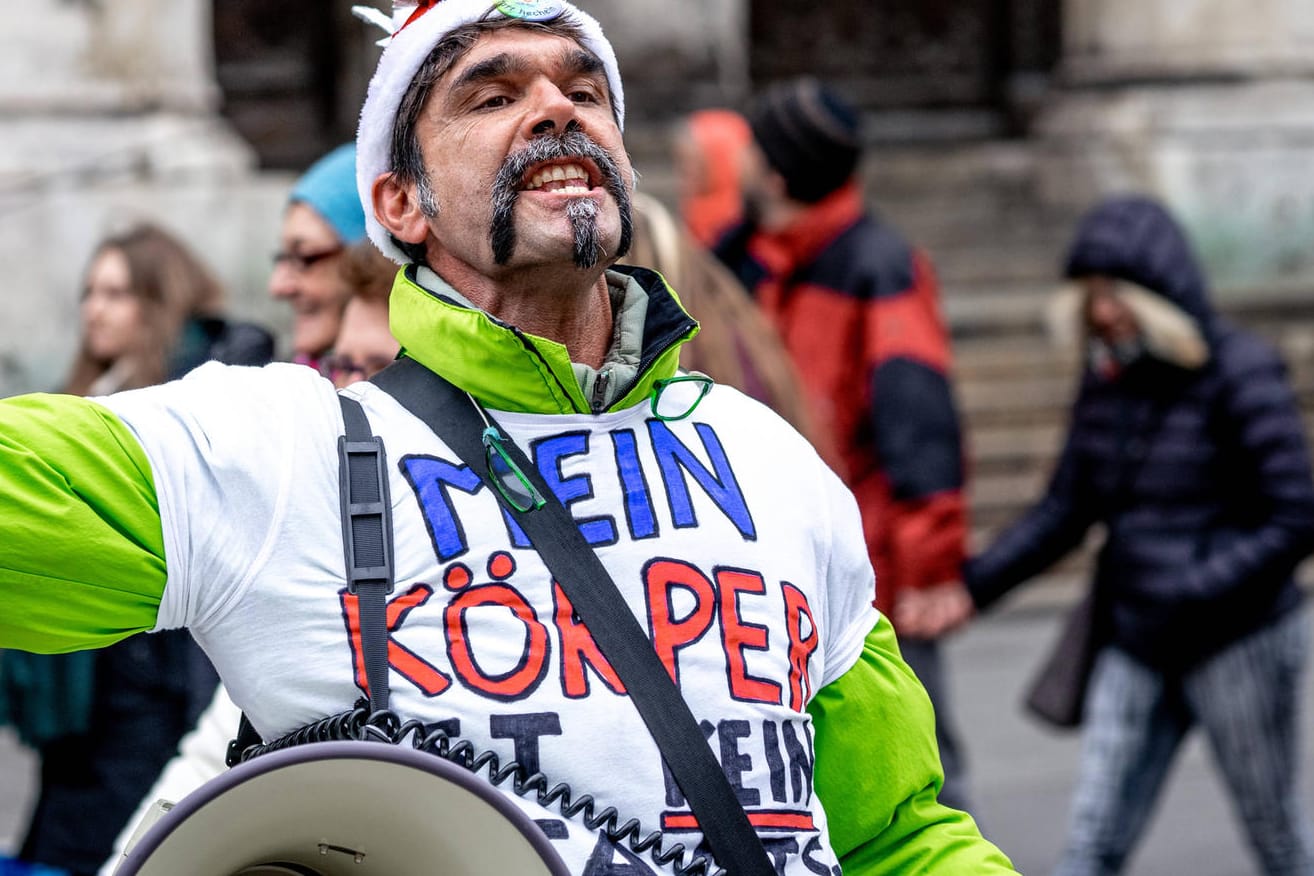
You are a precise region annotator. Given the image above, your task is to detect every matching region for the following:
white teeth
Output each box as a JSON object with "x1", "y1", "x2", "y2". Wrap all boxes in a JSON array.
[{"x1": 525, "y1": 163, "x2": 590, "y2": 191}]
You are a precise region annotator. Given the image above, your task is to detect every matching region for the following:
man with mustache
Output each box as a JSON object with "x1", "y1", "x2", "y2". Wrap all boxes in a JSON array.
[{"x1": 0, "y1": 2, "x2": 1013, "y2": 873}]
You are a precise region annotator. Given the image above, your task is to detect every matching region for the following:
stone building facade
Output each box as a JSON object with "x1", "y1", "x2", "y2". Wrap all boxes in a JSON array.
[
  {"x1": 2, "y1": 0, "x2": 1313, "y2": 397},
  {"x1": 0, "y1": 1, "x2": 298, "y2": 394}
]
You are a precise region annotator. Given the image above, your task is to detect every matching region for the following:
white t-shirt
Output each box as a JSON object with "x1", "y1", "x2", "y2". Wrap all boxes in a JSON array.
[{"x1": 103, "y1": 362, "x2": 877, "y2": 875}]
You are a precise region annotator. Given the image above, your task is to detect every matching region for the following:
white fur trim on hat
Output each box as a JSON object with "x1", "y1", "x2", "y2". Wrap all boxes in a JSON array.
[{"x1": 356, "y1": 0, "x2": 625, "y2": 264}]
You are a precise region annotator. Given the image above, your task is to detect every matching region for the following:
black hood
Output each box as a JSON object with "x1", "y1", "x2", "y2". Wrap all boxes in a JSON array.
[{"x1": 1063, "y1": 196, "x2": 1216, "y2": 340}]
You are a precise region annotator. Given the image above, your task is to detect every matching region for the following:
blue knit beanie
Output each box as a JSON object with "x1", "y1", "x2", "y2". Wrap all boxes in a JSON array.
[{"x1": 289, "y1": 143, "x2": 366, "y2": 244}]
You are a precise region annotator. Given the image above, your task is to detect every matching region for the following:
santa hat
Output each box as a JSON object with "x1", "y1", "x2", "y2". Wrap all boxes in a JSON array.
[{"x1": 355, "y1": 1, "x2": 625, "y2": 263}]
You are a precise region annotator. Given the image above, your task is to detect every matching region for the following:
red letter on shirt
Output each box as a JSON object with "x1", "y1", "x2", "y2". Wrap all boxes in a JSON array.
[
  {"x1": 553, "y1": 583, "x2": 626, "y2": 698},
  {"x1": 445, "y1": 584, "x2": 550, "y2": 701},
  {"x1": 782, "y1": 583, "x2": 819, "y2": 712},
  {"x1": 340, "y1": 584, "x2": 452, "y2": 697},
  {"x1": 716, "y1": 568, "x2": 783, "y2": 705},
  {"x1": 645, "y1": 558, "x2": 716, "y2": 686}
]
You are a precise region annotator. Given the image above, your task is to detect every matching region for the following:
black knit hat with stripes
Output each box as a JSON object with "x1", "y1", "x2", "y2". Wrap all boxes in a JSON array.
[{"x1": 747, "y1": 78, "x2": 862, "y2": 203}]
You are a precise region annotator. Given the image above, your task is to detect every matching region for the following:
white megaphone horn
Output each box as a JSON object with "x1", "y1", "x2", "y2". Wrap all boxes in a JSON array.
[{"x1": 113, "y1": 741, "x2": 571, "y2": 876}]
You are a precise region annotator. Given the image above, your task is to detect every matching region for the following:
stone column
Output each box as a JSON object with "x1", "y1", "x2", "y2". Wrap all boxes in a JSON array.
[
  {"x1": 579, "y1": 0, "x2": 748, "y2": 199},
  {"x1": 587, "y1": 0, "x2": 749, "y2": 109},
  {"x1": 0, "y1": 0, "x2": 288, "y2": 395},
  {"x1": 1036, "y1": 0, "x2": 1314, "y2": 297}
]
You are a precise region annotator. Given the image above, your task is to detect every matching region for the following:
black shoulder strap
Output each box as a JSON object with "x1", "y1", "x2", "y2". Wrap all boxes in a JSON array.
[
  {"x1": 371, "y1": 358, "x2": 773, "y2": 876},
  {"x1": 337, "y1": 393, "x2": 395, "y2": 714},
  {"x1": 227, "y1": 393, "x2": 395, "y2": 768}
]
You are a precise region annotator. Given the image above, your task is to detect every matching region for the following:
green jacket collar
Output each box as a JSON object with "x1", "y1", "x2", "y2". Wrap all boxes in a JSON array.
[{"x1": 388, "y1": 264, "x2": 699, "y2": 414}]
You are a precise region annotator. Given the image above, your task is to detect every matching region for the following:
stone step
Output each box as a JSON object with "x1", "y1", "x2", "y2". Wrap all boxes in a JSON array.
[
  {"x1": 971, "y1": 467, "x2": 1049, "y2": 513},
  {"x1": 934, "y1": 246, "x2": 1067, "y2": 287},
  {"x1": 942, "y1": 285, "x2": 1059, "y2": 336},
  {"x1": 953, "y1": 345, "x2": 1076, "y2": 380},
  {"x1": 862, "y1": 143, "x2": 1078, "y2": 256},
  {"x1": 967, "y1": 423, "x2": 1064, "y2": 469},
  {"x1": 958, "y1": 373, "x2": 1074, "y2": 418}
]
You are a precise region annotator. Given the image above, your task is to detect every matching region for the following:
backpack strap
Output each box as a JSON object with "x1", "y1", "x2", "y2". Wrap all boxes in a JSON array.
[
  {"x1": 336, "y1": 393, "x2": 395, "y2": 714},
  {"x1": 227, "y1": 392, "x2": 396, "y2": 768}
]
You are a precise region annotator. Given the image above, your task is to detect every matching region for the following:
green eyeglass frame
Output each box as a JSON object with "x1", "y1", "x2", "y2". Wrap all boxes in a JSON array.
[
  {"x1": 649, "y1": 374, "x2": 714, "y2": 422},
  {"x1": 482, "y1": 426, "x2": 546, "y2": 513}
]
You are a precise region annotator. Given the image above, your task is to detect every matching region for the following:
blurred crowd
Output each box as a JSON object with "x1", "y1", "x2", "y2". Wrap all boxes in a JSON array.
[{"x1": 2, "y1": 64, "x2": 1313, "y2": 876}]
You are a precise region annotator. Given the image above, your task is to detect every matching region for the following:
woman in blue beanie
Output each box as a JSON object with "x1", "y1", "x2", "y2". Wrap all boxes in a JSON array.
[{"x1": 268, "y1": 143, "x2": 368, "y2": 369}]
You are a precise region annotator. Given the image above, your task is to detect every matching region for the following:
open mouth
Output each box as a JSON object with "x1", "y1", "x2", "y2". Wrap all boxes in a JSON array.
[{"x1": 521, "y1": 160, "x2": 597, "y2": 195}]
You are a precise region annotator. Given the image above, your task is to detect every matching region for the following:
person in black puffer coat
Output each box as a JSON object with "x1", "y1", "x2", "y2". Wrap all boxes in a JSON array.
[{"x1": 966, "y1": 196, "x2": 1314, "y2": 875}]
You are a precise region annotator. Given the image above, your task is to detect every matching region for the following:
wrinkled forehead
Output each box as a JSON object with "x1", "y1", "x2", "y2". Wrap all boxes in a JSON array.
[{"x1": 436, "y1": 27, "x2": 615, "y2": 112}]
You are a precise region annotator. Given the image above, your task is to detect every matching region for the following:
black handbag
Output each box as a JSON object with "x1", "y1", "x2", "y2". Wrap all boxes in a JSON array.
[{"x1": 1022, "y1": 587, "x2": 1104, "y2": 729}]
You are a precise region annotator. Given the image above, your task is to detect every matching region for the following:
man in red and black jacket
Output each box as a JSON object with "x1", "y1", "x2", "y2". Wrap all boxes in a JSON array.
[{"x1": 714, "y1": 77, "x2": 974, "y2": 813}]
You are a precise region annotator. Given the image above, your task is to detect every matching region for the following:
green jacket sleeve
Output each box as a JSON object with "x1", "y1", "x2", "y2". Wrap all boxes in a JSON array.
[
  {"x1": 809, "y1": 615, "x2": 1016, "y2": 874},
  {"x1": 0, "y1": 393, "x2": 165, "y2": 653}
]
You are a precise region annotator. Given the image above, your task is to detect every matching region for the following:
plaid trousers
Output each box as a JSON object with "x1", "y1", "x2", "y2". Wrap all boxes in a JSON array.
[{"x1": 1054, "y1": 607, "x2": 1314, "y2": 876}]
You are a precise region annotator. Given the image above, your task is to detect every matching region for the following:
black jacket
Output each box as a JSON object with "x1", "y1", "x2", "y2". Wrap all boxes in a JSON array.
[{"x1": 966, "y1": 197, "x2": 1314, "y2": 671}]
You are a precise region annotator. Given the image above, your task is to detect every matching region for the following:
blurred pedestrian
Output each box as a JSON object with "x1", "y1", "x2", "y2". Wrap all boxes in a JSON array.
[
  {"x1": 62, "y1": 224, "x2": 271, "y2": 393},
  {"x1": 627, "y1": 190, "x2": 817, "y2": 443},
  {"x1": 0, "y1": 223, "x2": 272, "y2": 876},
  {"x1": 714, "y1": 77, "x2": 977, "y2": 815},
  {"x1": 320, "y1": 240, "x2": 400, "y2": 389},
  {"x1": 673, "y1": 108, "x2": 753, "y2": 249},
  {"x1": 268, "y1": 143, "x2": 367, "y2": 368},
  {"x1": 927, "y1": 196, "x2": 1314, "y2": 876}
]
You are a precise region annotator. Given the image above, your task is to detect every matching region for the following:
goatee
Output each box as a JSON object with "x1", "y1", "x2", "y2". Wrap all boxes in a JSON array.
[{"x1": 565, "y1": 198, "x2": 603, "y2": 269}]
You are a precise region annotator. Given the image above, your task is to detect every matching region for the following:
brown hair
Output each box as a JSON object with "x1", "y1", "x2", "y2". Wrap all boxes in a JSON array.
[
  {"x1": 63, "y1": 223, "x2": 226, "y2": 395},
  {"x1": 339, "y1": 240, "x2": 398, "y2": 307},
  {"x1": 626, "y1": 193, "x2": 828, "y2": 455}
]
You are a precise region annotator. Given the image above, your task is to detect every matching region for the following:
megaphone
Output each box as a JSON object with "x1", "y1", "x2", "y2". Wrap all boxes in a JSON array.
[{"x1": 114, "y1": 740, "x2": 570, "y2": 876}]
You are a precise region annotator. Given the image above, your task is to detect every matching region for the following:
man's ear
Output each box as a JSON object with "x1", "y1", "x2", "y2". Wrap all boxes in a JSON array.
[{"x1": 372, "y1": 172, "x2": 429, "y2": 245}]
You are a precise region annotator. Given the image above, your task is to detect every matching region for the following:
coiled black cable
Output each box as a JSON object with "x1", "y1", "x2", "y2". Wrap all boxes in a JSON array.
[{"x1": 237, "y1": 701, "x2": 725, "y2": 876}]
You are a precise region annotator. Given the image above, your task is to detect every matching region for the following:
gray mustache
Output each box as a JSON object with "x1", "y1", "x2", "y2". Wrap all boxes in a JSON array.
[
  {"x1": 493, "y1": 129, "x2": 626, "y2": 196},
  {"x1": 489, "y1": 128, "x2": 633, "y2": 267}
]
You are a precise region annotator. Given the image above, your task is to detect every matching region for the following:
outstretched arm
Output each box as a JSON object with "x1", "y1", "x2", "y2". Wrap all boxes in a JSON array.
[
  {"x1": 0, "y1": 393, "x2": 166, "y2": 652},
  {"x1": 809, "y1": 616, "x2": 1016, "y2": 874},
  {"x1": 867, "y1": 250, "x2": 969, "y2": 599},
  {"x1": 965, "y1": 411, "x2": 1097, "y2": 612}
]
